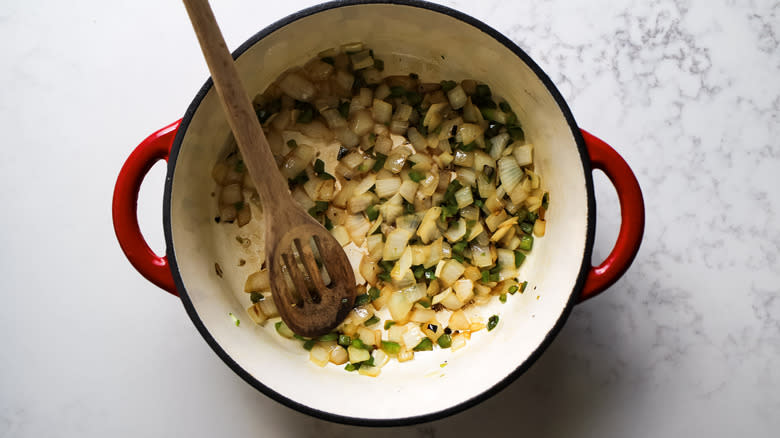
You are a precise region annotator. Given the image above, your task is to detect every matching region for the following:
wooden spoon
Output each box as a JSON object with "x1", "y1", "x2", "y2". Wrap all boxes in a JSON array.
[{"x1": 183, "y1": 0, "x2": 356, "y2": 337}]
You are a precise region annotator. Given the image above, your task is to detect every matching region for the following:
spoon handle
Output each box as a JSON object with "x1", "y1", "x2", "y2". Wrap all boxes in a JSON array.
[{"x1": 182, "y1": 0, "x2": 288, "y2": 205}]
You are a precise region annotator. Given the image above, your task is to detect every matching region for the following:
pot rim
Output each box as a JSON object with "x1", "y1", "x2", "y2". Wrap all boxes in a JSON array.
[{"x1": 163, "y1": 0, "x2": 596, "y2": 427}]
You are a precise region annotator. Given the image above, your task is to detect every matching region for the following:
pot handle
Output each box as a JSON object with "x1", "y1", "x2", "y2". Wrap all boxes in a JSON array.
[
  {"x1": 112, "y1": 121, "x2": 182, "y2": 296},
  {"x1": 579, "y1": 130, "x2": 645, "y2": 301}
]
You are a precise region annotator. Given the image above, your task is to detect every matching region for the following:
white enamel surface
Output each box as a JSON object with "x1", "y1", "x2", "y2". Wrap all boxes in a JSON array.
[{"x1": 168, "y1": 4, "x2": 588, "y2": 420}]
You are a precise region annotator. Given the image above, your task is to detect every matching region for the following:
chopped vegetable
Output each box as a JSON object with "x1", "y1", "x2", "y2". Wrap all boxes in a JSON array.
[
  {"x1": 487, "y1": 315, "x2": 499, "y2": 331},
  {"x1": 364, "y1": 315, "x2": 380, "y2": 326},
  {"x1": 413, "y1": 338, "x2": 433, "y2": 351},
  {"x1": 437, "y1": 334, "x2": 452, "y2": 348},
  {"x1": 213, "y1": 42, "x2": 548, "y2": 374},
  {"x1": 338, "y1": 334, "x2": 352, "y2": 347},
  {"x1": 381, "y1": 340, "x2": 401, "y2": 354}
]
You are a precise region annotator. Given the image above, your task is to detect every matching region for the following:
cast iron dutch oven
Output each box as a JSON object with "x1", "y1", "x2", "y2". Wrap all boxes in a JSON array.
[{"x1": 112, "y1": 0, "x2": 645, "y2": 426}]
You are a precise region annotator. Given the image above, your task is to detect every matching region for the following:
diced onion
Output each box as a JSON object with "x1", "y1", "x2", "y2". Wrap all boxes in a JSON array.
[
  {"x1": 534, "y1": 219, "x2": 547, "y2": 237},
  {"x1": 258, "y1": 295, "x2": 278, "y2": 318},
  {"x1": 220, "y1": 183, "x2": 243, "y2": 205},
  {"x1": 403, "y1": 282, "x2": 427, "y2": 303},
  {"x1": 372, "y1": 99, "x2": 393, "y2": 124},
  {"x1": 349, "y1": 109, "x2": 374, "y2": 136},
  {"x1": 401, "y1": 324, "x2": 426, "y2": 350},
  {"x1": 454, "y1": 186, "x2": 474, "y2": 208},
  {"x1": 334, "y1": 126, "x2": 360, "y2": 147},
  {"x1": 375, "y1": 176, "x2": 402, "y2": 198},
  {"x1": 396, "y1": 214, "x2": 422, "y2": 234},
  {"x1": 345, "y1": 213, "x2": 371, "y2": 246},
  {"x1": 509, "y1": 178, "x2": 531, "y2": 205},
  {"x1": 453, "y1": 150, "x2": 474, "y2": 167},
  {"x1": 347, "y1": 192, "x2": 376, "y2": 214},
  {"x1": 456, "y1": 123, "x2": 483, "y2": 145},
  {"x1": 408, "y1": 153, "x2": 433, "y2": 171},
  {"x1": 417, "y1": 207, "x2": 442, "y2": 244},
  {"x1": 374, "y1": 83, "x2": 390, "y2": 100},
  {"x1": 472, "y1": 150, "x2": 494, "y2": 171},
  {"x1": 433, "y1": 287, "x2": 463, "y2": 310},
  {"x1": 393, "y1": 104, "x2": 413, "y2": 122},
  {"x1": 350, "y1": 306, "x2": 374, "y2": 325},
  {"x1": 388, "y1": 291, "x2": 414, "y2": 322},
  {"x1": 411, "y1": 244, "x2": 430, "y2": 266},
  {"x1": 357, "y1": 87, "x2": 373, "y2": 107},
  {"x1": 477, "y1": 172, "x2": 496, "y2": 199},
  {"x1": 470, "y1": 241, "x2": 493, "y2": 268},
  {"x1": 424, "y1": 237, "x2": 443, "y2": 268},
  {"x1": 409, "y1": 308, "x2": 436, "y2": 324},
  {"x1": 418, "y1": 171, "x2": 439, "y2": 197},
  {"x1": 423, "y1": 102, "x2": 448, "y2": 129},
  {"x1": 309, "y1": 344, "x2": 331, "y2": 367},
  {"x1": 407, "y1": 127, "x2": 427, "y2": 150},
  {"x1": 456, "y1": 168, "x2": 477, "y2": 187},
  {"x1": 305, "y1": 59, "x2": 334, "y2": 81},
  {"x1": 484, "y1": 192, "x2": 505, "y2": 213},
  {"x1": 399, "y1": 180, "x2": 419, "y2": 203},
  {"x1": 322, "y1": 108, "x2": 347, "y2": 129},
  {"x1": 447, "y1": 85, "x2": 468, "y2": 109},
  {"x1": 244, "y1": 269, "x2": 270, "y2": 292},
  {"x1": 513, "y1": 143, "x2": 533, "y2": 167},
  {"x1": 332, "y1": 180, "x2": 356, "y2": 209},
  {"x1": 448, "y1": 310, "x2": 470, "y2": 331},
  {"x1": 246, "y1": 303, "x2": 267, "y2": 325},
  {"x1": 488, "y1": 133, "x2": 510, "y2": 160},
  {"x1": 383, "y1": 228, "x2": 412, "y2": 261},
  {"x1": 360, "y1": 257, "x2": 380, "y2": 285},
  {"x1": 444, "y1": 218, "x2": 467, "y2": 242},
  {"x1": 438, "y1": 259, "x2": 465, "y2": 287},
  {"x1": 391, "y1": 246, "x2": 413, "y2": 280},
  {"x1": 426, "y1": 278, "x2": 440, "y2": 297},
  {"x1": 367, "y1": 213, "x2": 383, "y2": 235},
  {"x1": 278, "y1": 72, "x2": 316, "y2": 101},
  {"x1": 330, "y1": 225, "x2": 350, "y2": 246},
  {"x1": 526, "y1": 195, "x2": 543, "y2": 212},
  {"x1": 372, "y1": 349, "x2": 389, "y2": 368},
  {"x1": 460, "y1": 205, "x2": 480, "y2": 222},
  {"x1": 366, "y1": 234, "x2": 384, "y2": 260},
  {"x1": 353, "y1": 174, "x2": 376, "y2": 196},
  {"x1": 380, "y1": 193, "x2": 404, "y2": 223},
  {"x1": 389, "y1": 120, "x2": 409, "y2": 135},
  {"x1": 438, "y1": 117, "x2": 463, "y2": 140},
  {"x1": 526, "y1": 169, "x2": 541, "y2": 189},
  {"x1": 452, "y1": 279, "x2": 475, "y2": 303},
  {"x1": 329, "y1": 346, "x2": 348, "y2": 365},
  {"x1": 462, "y1": 99, "x2": 484, "y2": 124},
  {"x1": 342, "y1": 151, "x2": 365, "y2": 170},
  {"x1": 397, "y1": 350, "x2": 414, "y2": 362},
  {"x1": 466, "y1": 220, "x2": 484, "y2": 241},
  {"x1": 280, "y1": 144, "x2": 316, "y2": 179},
  {"x1": 348, "y1": 345, "x2": 371, "y2": 363},
  {"x1": 498, "y1": 155, "x2": 523, "y2": 192},
  {"x1": 485, "y1": 210, "x2": 509, "y2": 232}
]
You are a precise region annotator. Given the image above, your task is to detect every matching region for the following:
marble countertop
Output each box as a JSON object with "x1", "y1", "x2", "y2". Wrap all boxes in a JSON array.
[{"x1": 1, "y1": 0, "x2": 778, "y2": 436}]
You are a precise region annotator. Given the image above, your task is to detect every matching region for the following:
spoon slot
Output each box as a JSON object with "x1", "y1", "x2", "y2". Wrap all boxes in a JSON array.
[
  {"x1": 292, "y1": 238, "x2": 323, "y2": 303},
  {"x1": 282, "y1": 252, "x2": 316, "y2": 306},
  {"x1": 309, "y1": 235, "x2": 332, "y2": 287}
]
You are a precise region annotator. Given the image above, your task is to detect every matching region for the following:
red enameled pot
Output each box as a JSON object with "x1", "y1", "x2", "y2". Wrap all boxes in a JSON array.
[{"x1": 112, "y1": 0, "x2": 644, "y2": 426}]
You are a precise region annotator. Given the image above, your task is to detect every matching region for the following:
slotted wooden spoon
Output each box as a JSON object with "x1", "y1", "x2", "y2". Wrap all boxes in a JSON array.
[{"x1": 183, "y1": 0, "x2": 356, "y2": 337}]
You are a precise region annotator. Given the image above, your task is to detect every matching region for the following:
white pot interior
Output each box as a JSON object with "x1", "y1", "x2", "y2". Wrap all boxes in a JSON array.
[{"x1": 168, "y1": 3, "x2": 590, "y2": 422}]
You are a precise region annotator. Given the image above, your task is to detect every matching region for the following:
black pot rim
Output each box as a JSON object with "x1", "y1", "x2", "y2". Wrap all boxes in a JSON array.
[{"x1": 163, "y1": 0, "x2": 596, "y2": 427}]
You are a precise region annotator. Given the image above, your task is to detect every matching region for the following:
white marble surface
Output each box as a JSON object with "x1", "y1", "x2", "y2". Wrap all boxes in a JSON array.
[{"x1": 1, "y1": 0, "x2": 778, "y2": 436}]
